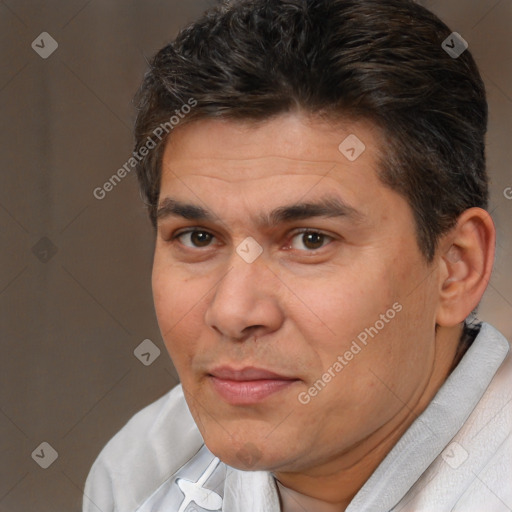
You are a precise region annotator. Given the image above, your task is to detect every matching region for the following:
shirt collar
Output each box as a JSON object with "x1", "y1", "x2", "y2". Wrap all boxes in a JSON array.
[{"x1": 345, "y1": 321, "x2": 509, "y2": 512}]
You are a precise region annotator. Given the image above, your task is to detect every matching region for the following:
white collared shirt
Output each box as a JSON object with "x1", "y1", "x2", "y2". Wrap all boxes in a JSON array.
[{"x1": 83, "y1": 322, "x2": 512, "y2": 512}]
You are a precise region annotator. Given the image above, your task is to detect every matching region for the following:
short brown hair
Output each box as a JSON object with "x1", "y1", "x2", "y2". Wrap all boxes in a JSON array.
[{"x1": 134, "y1": 0, "x2": 488, "y2": 261}]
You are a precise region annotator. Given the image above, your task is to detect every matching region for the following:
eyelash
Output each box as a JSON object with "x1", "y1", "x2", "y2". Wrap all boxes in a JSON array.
[{"x1": 170, "y1": 228, "x2": 335, "y2": 252}]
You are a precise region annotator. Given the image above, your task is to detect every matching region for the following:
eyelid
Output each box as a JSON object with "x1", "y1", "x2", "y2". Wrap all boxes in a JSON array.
[
  {"x1": 171, "y1": 226, "x2": 214, "y2": 238},
  {"x1": 171, "y1": 227, "x2": 219, "y2": 247},
  {"x1": 286, "y1": 228, "x2": 336, "y2": 251},
  {"x1": 169, "y1": 226, "x2": 337, "y2": 252}
]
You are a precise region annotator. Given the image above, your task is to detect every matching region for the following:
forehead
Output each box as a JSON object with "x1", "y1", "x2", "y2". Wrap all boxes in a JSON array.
[
  {"x1": 161, "y1": 113, "x2": 383, "y2": 181},
  {"x1": 157, "y1": 113, "x2": 399, "y2": 225}
]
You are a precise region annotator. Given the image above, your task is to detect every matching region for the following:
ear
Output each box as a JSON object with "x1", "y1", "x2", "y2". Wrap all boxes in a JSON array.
[{"x1": 435, "y1": 207, "x2": 495, "y2": 327}]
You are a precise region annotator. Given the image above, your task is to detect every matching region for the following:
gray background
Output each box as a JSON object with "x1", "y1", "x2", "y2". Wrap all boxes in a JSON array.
[{"x1": 1, "y1": 1, "x2": 511, "y2": 511}]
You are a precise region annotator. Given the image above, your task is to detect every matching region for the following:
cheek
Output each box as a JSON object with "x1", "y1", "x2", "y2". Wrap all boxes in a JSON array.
[
  {"x1": 152, "y1": 263, "x2": 206, "y2": 359},
  {"x1": 302, "y1": 269, "x2": 397, "y2": 353},
  {"x1": 295, "y1": 263, "x2": 414, "y2": 402}
]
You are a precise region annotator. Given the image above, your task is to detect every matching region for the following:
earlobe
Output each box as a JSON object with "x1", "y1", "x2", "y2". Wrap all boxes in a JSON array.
[{"x1": 436, "y1": 208, "x2": 495, "y2": 327}]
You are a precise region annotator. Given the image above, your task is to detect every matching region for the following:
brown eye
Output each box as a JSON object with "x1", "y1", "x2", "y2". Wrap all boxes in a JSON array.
[
  {"x1": 303, "y1": 232, "x2": 324, "y2": 249},
  {"x1": 176, "y1": 230, "x2": 215, "y2": 248},
  {"x1": 290, "y1": 230, "x2": 332, "y2": 251}
]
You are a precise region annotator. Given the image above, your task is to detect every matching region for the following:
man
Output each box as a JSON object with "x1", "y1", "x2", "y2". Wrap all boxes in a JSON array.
[{"x1": 83, "y1": 0, "x2": 512, "y2": 510}]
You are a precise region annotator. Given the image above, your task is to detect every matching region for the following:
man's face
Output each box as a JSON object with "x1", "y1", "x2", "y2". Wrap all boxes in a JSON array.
[{"x1": 152, "y1": 113, "x2": 441, "y2": 473}]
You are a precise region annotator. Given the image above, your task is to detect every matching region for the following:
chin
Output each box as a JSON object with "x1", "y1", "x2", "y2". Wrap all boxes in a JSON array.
[{"x1": 204, "y1": 437, "x2": 289, "y2": 472}]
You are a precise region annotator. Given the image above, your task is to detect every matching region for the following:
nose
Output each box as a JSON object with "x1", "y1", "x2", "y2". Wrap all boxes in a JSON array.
[{"x1": 204, "y1": 250, "x2": 284, "y2": 341}]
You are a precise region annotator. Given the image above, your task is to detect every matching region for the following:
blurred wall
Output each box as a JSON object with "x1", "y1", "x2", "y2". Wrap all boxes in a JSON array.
[{"x1": 1, "y1": 1, "x2": 511, "y2": 511}]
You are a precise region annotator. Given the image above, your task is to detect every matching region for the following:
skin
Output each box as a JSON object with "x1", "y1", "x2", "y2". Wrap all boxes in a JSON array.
[{"x1": 151, "y1": 113, "x2": 495, "y2": 510}]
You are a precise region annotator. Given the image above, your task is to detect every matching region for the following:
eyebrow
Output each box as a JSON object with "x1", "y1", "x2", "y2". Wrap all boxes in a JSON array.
[{"x1": 156, "y1": 195, "x2": 364, "y2": 227}]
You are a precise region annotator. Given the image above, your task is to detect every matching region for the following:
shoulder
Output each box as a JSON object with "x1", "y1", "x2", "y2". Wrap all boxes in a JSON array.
[
  {"x1": 83, "y1": 384, "x2": 204, "y2": 512},
  {"x1": 450, "y1": 324, "x2": 512, "y2": 510},
  {"x1": 398, "y1": 322, "x2": 512, "y2": 511}
]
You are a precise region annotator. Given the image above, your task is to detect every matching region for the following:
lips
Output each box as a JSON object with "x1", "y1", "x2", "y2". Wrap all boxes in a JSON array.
[
  {"x1": 209, "y1": 366, "x2": 295, "y2": 381},
  {"x1": 208, "y1": 366, "x2": 299, "y2": 405}
]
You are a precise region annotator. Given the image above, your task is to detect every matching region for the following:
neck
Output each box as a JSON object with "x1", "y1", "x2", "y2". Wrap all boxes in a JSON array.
[{"x1": 274, "y1": 323, "x2": 464, "y2": 511}]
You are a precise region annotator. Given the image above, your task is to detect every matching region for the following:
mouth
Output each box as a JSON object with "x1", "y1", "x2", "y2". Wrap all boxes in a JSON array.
[{"x1": 207, "y1": 366, "x2": 300, "y2": 405}]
